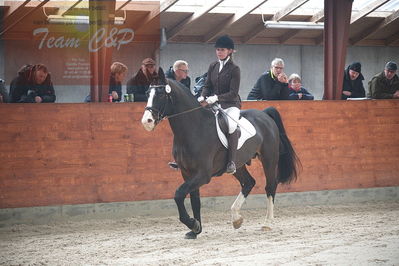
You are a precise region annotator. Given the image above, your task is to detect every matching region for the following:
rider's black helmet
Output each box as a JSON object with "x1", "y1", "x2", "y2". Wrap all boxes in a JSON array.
[{"x1": 214, "y1": 35, "x2": 234, "y2": 50}]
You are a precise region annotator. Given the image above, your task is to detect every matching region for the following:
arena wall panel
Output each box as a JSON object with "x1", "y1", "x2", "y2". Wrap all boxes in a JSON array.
[{"x1": 1, "y1": 100, "x2": 398, "y2": 208}]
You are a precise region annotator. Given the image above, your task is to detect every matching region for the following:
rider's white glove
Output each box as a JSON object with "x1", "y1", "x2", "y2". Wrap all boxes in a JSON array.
[
  {"x1": 206, "y1": 95, "x2": 218, "y2": 104},
  {"x1": 197, "y1": 96, "x2": 204, "y2": 103}
]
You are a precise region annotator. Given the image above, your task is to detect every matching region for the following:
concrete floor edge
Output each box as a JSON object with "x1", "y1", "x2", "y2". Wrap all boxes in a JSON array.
[{"x1": 1, "y1": 186, "x2": 398, "y2": 227}]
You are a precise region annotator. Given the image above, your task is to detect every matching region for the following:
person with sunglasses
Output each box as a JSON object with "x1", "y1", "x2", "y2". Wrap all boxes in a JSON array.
[
  {"x1": 368, "y1": 61, "x2": 399, "y2": 99},
  {"x1": 126, "y1": 58, "x2": 162, "y2": 102},
  {"x1": 165, "y1": 60, "x2": 191, "y2": 93}
]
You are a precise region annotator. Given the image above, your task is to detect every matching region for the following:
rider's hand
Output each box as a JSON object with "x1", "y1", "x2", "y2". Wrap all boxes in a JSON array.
[
  {"x1": 197, "y1": 96, "x2": 204, "y2": 103},
  {"x1": 206, "y1": 95, "x2": 218, "y2": 105}
]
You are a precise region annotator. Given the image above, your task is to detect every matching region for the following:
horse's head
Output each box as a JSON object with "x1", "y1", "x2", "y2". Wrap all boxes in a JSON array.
[{"x1": 141, "y1": 84, "x2": 173, "y2": 131}]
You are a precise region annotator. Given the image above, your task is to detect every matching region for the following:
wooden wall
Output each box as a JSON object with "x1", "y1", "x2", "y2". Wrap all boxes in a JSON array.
[{"x1": 1, "y1": 100, "x2": 398, "y2": 209}]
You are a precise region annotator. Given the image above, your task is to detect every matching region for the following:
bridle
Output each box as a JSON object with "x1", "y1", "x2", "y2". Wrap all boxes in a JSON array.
[
  {"x1": 144, "y1": 86, "x2": 172, "y2": 124},
  {"x1": 144, "y1": 85, "x2": 204, "y2": 124}
]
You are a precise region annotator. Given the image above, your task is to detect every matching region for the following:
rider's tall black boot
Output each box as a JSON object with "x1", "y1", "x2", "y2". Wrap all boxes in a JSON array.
[{"x1": 226, "y1": 129, "x2": 239, "y2": 174}]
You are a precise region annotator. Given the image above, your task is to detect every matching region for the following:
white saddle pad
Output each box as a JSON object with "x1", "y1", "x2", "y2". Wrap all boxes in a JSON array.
[{"x1": 215, "y1": 111, "x2": 256, "y2": 150}]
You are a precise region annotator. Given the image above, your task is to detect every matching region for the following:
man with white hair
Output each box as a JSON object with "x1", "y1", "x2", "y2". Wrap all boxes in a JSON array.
[
  {"x1": 247, "y1": 58, "x2": 289, "y2": 100},
  {"x1": 165, "y1": 60, "x2": 191, "y2": 92}
]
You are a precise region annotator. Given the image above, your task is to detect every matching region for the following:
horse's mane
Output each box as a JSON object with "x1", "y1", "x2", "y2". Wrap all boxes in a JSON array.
[{"x1": 166, "y1": 78, "x2": 199, "y2": 106}]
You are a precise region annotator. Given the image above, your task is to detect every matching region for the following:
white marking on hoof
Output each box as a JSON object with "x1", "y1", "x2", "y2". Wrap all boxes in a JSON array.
[
  {"x1": 265, "y1": 195, "x2": 274, "y2": 220},
  {"x1": 231, "y1": 192, "x2": 245, "y2": 223}
]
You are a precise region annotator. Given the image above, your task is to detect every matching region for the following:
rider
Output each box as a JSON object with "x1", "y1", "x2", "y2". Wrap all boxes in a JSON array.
[{"x1": 198, "y1": 35, "x2": 241, "y2": 174}]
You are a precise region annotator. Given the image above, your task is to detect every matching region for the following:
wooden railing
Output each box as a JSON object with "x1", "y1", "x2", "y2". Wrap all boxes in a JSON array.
[{"x1": 1, "y1": 100, "x2": 398, "y2": 208}]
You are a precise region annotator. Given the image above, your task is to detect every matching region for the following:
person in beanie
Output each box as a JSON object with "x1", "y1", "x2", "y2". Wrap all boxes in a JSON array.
[
  {"x1": 198, "y1": 35, "x2": 241, "y2": 174},
  {"x1": 368, "y1": 61, "x2": 399, "y2": 99},
  {"x1": 341, "y1": 62, "x2": 366, "y2": 100}
]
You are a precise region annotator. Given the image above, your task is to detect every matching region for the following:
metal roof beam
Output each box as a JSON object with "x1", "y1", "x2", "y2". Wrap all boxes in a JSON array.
[
  {"x1": 351, "y1": 9, "x2": 399, "y2": 45},
  {"x1": 203, "y1": 0, "x2": 267, "y2": 42},
  {"x1": 350, "y1": 0, "x2": 390, "y2": 24},
  {"x1": 2, "y1": 0, "x2": 30, "y2": 24},
  {"x1": 0, "y1": 0, "x2": 49, "y2": 37},
  {"x1": 133, "y1": 0, "x2": 179, "y2": 33},
  {"x1": 386, "y1": 30, "x2": 399, "y2": 45},
  {"x1": 272, "y1": 0, "x2": 309, "y2": 21},
  {"x1": 166, "y1": 0, "x2": 224, "y2": 40}
]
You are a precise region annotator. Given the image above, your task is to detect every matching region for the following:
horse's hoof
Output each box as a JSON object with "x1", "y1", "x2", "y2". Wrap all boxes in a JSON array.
[
  {"x1": 233, "y1": 217, "x2": 244, "y2": 229},
  {"x1": 191, "y1": 219, "x2": 201, "y2": 234},
  {"x1": 261, "y1": 225, "x2": 272, "y2": 231},
  {"x1": 184, "y1": 231, "x2": 197, "y2": 239}
]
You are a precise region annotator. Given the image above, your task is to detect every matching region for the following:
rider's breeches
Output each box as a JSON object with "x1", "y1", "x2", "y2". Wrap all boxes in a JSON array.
[{"x1": 224, "y1": 107, "x2": 240, "y2": 134}]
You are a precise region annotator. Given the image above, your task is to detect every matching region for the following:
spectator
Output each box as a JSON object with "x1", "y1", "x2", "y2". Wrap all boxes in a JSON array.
[
  {"x1": 9, "y1": 64, "x2": 56, "y2": 103},
  {"x1": 287, "y1": 74, "x2": 314, "y2": 100},
  {"x1": 109, "y1": 62, "x2": 128, "y2": 102},
  {"x1": 193, "y1": 72, "x2": 207, "y2": 98},
  {"x1": 165, "y1": 60, "x2": 191, "y2": 93},
  {"x1": 341, "y1": 62, "x2": 365, "y2": 100},
  {"x1": 247, "y1": 58, "x2": 289, "y2": 100},
  {"x1": 0, "y1": 79, "x2": 9, "y2": 103},
  {"x1": 368, "y1": 61, "x2": 399, "y2": 99},
  {"x1": 126, "y1": 58, "x2": 163, "y2": 102}
]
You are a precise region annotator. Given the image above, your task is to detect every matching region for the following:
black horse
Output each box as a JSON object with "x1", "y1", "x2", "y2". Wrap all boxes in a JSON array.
[{"x1": 141, "y1": 80, "x2": 300, "y2": 239}]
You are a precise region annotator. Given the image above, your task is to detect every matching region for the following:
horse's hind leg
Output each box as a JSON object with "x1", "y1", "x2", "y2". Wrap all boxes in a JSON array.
[
  {"x1": 259, "y1": 154, "x2": 278, "y2": 221},
  {"x1": 231, "y1": 166, "x2": 256, "y2": 229}
]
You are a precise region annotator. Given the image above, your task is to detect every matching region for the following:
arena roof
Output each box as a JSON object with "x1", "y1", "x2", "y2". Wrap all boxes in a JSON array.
[{"x1": 1, "y1": 0, "x2": 398, "y2": 46}]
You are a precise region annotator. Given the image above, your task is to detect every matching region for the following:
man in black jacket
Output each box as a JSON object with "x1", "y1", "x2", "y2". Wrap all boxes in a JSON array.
[
  {"x1": 247, "y1": 58, "x2": 289, "y2": 100},
  {"x1": 341, "y1": 62, "x2": 366, "y2": 100},
  {"x1": 9, "y1": 64, "x2": 56, "y2": 103},
  {"x1": 165, "y1": 60, "x2": 191, "y2": 93}
]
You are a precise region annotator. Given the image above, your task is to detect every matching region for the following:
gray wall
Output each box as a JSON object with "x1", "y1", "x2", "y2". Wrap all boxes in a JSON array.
[
  {"x1": 160, "y1": 43, "x2": 399, "y2": 100},
  {"x1": 1, "y1": 40, "x2": 398, "y2": 102}
]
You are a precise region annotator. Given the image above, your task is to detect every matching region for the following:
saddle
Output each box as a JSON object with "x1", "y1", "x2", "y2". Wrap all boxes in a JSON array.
[{"x1": 213, "y1": 107, "x2": 256, "y2": 149}]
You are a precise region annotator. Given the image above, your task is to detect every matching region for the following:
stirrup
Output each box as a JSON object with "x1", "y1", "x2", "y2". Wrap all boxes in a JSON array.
[
  {"x1": 226, "y1": 161, "x2": 236, "y2": 174},
  {"x1": 168, "y1": 161, "x2": 179, "y2": 170}
]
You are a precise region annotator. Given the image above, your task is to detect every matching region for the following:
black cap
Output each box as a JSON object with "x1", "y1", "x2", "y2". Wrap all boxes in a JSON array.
[
  {"x1": 385, "y1": 61, "x2": 397, "y2": 71},
  {"x1": 348, "y1": 62, "x2": 361, "y2": 73},
  {"x1": 215, "y1": 35, "x2": 234, "y2": 50}
]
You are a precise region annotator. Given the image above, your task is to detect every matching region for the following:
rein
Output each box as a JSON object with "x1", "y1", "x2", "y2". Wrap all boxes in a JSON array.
[
  {"x1": 165, "y1": 106, "x2": 203, "y2": 120},
  {"x1": 145, "y1": 89, "x2": 204, "y2": 122}
]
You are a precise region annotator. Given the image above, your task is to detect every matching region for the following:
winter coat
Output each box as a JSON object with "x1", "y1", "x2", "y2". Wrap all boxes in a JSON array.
[
  {"x1": 0, "y1": 79, "x2": 9, "y2": 103},
  {"x1": 126, "y1": 68, "x2": 163, "y2": 102},
  {"x1": 341, "y1": 66, "x2": 366, "y2": 100},
  {"x1": 109, "y1": 75, "x2": 122, "y2": 102},
  {"x1": 9, "y1": 65, "x2": 56, "y2": 103},
  {"x1": 201, "y1": 59, "x2": 241, "y2": 109},
  {"x1": 288, "y1": 86, "x2": 314, "y2": 100},
  {"x1": 165, "y1": 66, "x2": 191, "y2": 93},
  {"x1": 367, "y1": 71, "x2": 399, "y2": 99},
  {"x1": 247, "y1": 71, "x2": 289, "y2": 100}
]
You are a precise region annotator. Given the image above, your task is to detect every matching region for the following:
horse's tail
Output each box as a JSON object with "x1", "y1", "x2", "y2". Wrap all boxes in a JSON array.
[{"x1": 264, "y1": 107, "x2": 301, "y2": 184}]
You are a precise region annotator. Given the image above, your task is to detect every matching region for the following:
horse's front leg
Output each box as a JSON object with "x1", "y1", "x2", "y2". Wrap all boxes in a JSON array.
[
  {"x1": 185, "y1": 189, "x2": 201, "y2": 239},
  {"x1": 231, "y1": 166, "x2": 256, "y2": 229},
  {"x1": 174, "y1": 176, "x2": 208, "y2": 237}
]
